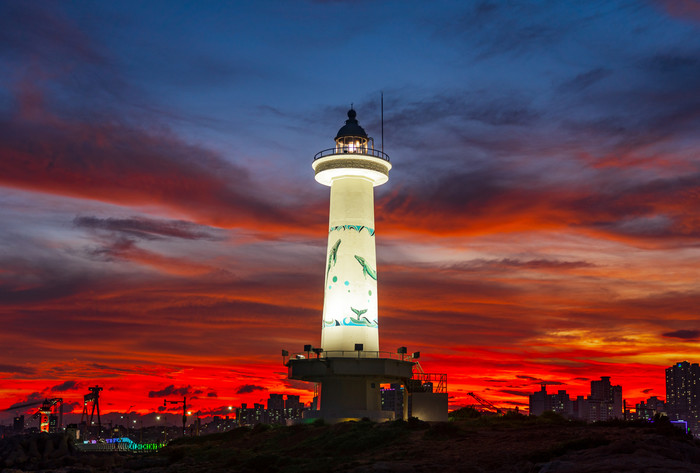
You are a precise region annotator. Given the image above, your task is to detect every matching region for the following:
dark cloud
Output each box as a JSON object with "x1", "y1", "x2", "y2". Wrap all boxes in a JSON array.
[
  {"x1": 378, "y1": 163, "x2": 700, "y2": 243},
  {"x1": 642, "y1": 388, "x2": 654, "y2": 394},
  {"x1": 433, "y1": 1, "x2": 569, "y2": 60},
  {"x1": 498, "y1": 389, "x2": 532, "y2": 397},
  {"x1": 207, "y1": 391, "x2": 218, "y2": 398},
  {"x1": 236, "y1": 384, "x2": 266, "y2": 395},
  {"x1": 50, "y1": 380, "x2": 83, "y2": 392},
  {"x1": 62, "y1": 401, "x2": 83, "y2": 413},
  {"x1": 558, "y1": 67, "x2": 612, "y2": 93},
  {"x1": 148, "y1": 385, "x2": 195, "y2": 398},
  {"x1": 662, "y1": 329, "x2": 700, "y2": 340},
  {"x1": 0, "y1": 114, "x2": 298, "y2": 231},
  {"x1": 0, "y1": 2, "x2": 104, "y2": 64},
  {"x1": 644, "y1": 53, "x2": 700, "y2": 74},
  {"x1": 0, "y1": 364, "x2": 36, "y2": 376},
  {"x1": 74, "y1": 216, "x2": 222, "y2": 241},
  {"x1": 203, "y1": 405, "x2": 236, "y2": 416},
  {"x1": 516, "y1": 375, "x2": 538, "y2": 381},
  {"x1": 6, "y1": 392, "x2": 44, "y2": 411},
  {"x1": 387, "y1": 93, "x2": 541, "y2": 143},
  {"x1": 0, "y1": 246, "x2": 103, "y2": 305},
  {"x1": 448, "y1": 259, "x2": 595, "y2": 272},
  {"x1": 654, "y1": 0, "x2": 700, "y2": 22}
]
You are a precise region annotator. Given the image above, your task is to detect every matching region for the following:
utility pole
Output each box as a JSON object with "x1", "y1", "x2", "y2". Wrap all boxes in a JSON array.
[{"x1": 164, "y1": 397, "x2": 187, "y2": 437}]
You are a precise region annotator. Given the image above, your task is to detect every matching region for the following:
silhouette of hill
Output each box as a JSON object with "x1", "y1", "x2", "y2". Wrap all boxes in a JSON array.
[{"x1": 3, "y1": 414, "x2": 700, "y2": 472}]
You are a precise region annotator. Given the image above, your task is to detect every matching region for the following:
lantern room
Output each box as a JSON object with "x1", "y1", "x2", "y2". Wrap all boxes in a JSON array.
[{"x1": 334, "y1": 108, "x2": 374, "y2": 154}]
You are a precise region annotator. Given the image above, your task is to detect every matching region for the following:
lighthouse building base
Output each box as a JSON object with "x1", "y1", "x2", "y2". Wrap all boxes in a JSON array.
[{"x1": 287, "y1": 357, "x2": 414, "y2": 424}]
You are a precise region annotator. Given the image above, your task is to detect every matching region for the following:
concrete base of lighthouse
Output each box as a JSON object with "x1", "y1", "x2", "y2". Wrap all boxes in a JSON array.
[{"x1": 287, "y1": 357, "x2": 414, "y2": 423}]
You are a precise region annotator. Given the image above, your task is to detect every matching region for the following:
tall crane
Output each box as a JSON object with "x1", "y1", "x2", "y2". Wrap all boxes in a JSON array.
[
  {"x1": 164, "y1": 396, "x2": 187, "y2": 437},
  {"x1": 467, "y1": 392, "x2": 504, "y2": 415},
  {"x1": 80, "y1": 385, "x2": 103, "y2": 434}
]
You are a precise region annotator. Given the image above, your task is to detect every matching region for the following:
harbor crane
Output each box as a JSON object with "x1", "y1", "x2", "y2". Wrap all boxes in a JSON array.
[
  {"x1": 80, "y1": 385, "x2": 103, "y2": 435},
  {"x1": 3, "y1": 398, "x2": 64, "y2": 432},
  {"x1": 33, "y1": 398, "x2": 64, "y2": 432},
  {"x1": 467, "y1": 392, "x2": 504, "y2": 415}
]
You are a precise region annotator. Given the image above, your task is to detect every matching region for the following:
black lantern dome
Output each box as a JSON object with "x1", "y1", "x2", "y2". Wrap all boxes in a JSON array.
[
  {"x1": 334, "y1": 109, "x2": 369, "y2": 153},
  {"x1": 335, "y1": 109, "x2": 368, "y2": 140}
]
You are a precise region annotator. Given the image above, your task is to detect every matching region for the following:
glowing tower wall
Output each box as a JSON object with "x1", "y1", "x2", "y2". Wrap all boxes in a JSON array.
[{"x1": 312, "y1": 109, "x2": 391, "y2": 353}]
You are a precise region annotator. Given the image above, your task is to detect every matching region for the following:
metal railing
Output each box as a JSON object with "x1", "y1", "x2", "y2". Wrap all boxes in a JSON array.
[
  {"x1": 410, "y1": 373, "x2": 447, "y2": 394},
  {"x1": 313, "y1": 147, "x2": 390, "y2": 162},
  {"x1": 288, "y1": 350, "x2": 413, "y2": 361}
]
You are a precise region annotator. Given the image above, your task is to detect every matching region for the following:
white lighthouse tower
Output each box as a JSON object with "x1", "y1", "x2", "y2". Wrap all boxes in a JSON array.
[
  {"x1": 286, "y1": 108, "x2": 417, "y2": 423},
  {"x1": 316, "y1": 108, "x2": 387, "y2": 353}
]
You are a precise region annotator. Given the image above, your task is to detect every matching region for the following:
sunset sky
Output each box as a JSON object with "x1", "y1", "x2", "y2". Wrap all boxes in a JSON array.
[{"x1": 1, "y1": 0, "x2": 699, "y2": 425}]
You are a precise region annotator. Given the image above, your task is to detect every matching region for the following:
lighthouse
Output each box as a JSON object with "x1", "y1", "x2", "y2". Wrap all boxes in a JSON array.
[
  {"x1": 315, "y1": 108, "x2": 388, "y2": 354},
  {"x1": 285, "y1": 108, "x2": 417, "y2": 423}
]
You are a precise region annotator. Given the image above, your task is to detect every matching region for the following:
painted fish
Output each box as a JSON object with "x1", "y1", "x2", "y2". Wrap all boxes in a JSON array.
[
  {"x1": 354, "y1": 255, "x2": 377, "y2": 280},
  {"x1": 326, "y1": 239, "x2": 341, "y2": 277}
]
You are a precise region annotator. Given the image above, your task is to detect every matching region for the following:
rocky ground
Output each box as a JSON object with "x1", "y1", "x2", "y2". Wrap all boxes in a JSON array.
[{"x1": 3, "y1": 414, "x2": 700, "y2": 472}]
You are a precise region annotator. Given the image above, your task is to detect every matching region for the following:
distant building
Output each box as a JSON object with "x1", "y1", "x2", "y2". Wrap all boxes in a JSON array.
[
  {"x1": 267, "y1": 394, "x2": 284, "y2": 410},
  {"x1": 65, "y1": 423, "x2": 80, "y2": 440},
  {"x1": 572, "y1": 395, "x2": 586, "y2": 420},
  {"x1": 551, "y1": 390, "x2": 574, "y2": 417},
  {"x1": 666, "y1": 361, "x2": 700, "y2": 436},
  {"x1": 236, "y1": 394, "x2": 308, "y2": 426},
  {"x1": 13, "y1": 415, "x2": 24, "y2": 433},
  {"x1": 587, "y1": 376, "x2": 622, "y2": 421},
  {"x1": 284, "y1": 395, "x2": 303, "y2": 421},
  {"x1": 528, "y1": 377, "x2": 622, "y2": 422},
  {"x1": 48, "y1": 414, "x2": 59, "y2": 433},
  {"x1": 529, "y1": 384, "x2": 551, "y2": 416},
  {"x1": 634, "y1": 396, "x2": 665, "y2": 421},
  {"x1": 528, "y1": 385, "x2": 572, "y2": 417}
]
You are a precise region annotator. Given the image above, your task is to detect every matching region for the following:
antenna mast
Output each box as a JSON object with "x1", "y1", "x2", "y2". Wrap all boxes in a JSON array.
[{"x1": 381, "y1": 92, "x2": 384, "y2": 155}]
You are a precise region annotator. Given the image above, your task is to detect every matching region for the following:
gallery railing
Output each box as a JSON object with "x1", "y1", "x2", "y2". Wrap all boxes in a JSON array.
[{"x1": 313, "y1": 147, "x2": 390, "y2": 162}]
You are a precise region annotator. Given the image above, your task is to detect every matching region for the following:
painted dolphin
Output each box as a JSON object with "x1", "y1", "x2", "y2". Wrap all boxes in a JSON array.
[
  {"x1": 351, "y1": 307, "x2": 368, "y2": 317},
  {"x1": 349, "y1": 307, "x2": 369, "y2": 325},
  {"x1": 326, "y1": 239, "x2": 341, "y2": 277},
  {"x1": 354, "y1": 255, "x2": 377, "y2": 280}
]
